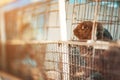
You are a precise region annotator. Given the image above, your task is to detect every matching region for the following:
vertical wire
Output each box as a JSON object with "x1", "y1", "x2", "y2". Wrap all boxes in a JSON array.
[
  {"x1": 106, "y1": 0, "x2": 110, "y2": 31},
  {"x1": 109, "y1": 0, "x2": 114, "y2": 39},
  {"x1": 75, "y1": 45, "x2": 77, "y2": 80},
  {"x1": 99, "y1": 1, "x2": 103, "y2": 23},
  {"x1": 92, "y1": 1, "x2": 100, "y2": 41},
  {"x1": 92, "y1": 1, "x2": 100, "y2": 78},
  {"x1": 106, "y1": 0, "x2": 109, "y2": 25},
  {"x1": 115, "y1": 9, "x2": 119, "y2": 40},
  {"x1": 87, "y1": 2, "x2": 89, "y2": 21},
  {"x1": 113, "y1": 1, "x2": 116, "y2": 40},
  {"x1": 84, "y1": 2, "x2": 87, "y2": 21},
  {"x1": 117, "y1": 6, "x2": 120, "y2": 40},
  {"x1": 114, "y1": 1, "x2": 119, "y2": 40},
  {"x1": 77, "y1": 45, "x2": 81, "y2": 80},
  {"x1": 71, "y1": 0, "x2": 76, "y2": 40},
  {"x1": 77, "y1": 0, "x2": 81, "y2": 22},
  {"x1": 80, "y1": 1, "x2": 83, "y2": 21},
  {"x1": 90, "y1": 1, "x2": 93, "y2": 21},
  {"x1": 87, "y1": 2, "x2": 90, "y2": 21},
  {"x1": 100, "y1": 0, "x2": 107, "y2": 41},
  {"x1": 99, "y1": 0, "x2": 104, "y2": 43},
  {"x1": 100, "y1": 0, "x2": 106, "y2": 40}
]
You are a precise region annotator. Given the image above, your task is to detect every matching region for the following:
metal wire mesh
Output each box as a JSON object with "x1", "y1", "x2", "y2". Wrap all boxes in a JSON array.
[
  {"x1": 66, "y1": 0, "x2": 120, "y2": 41},
  {"x1": 0, "y1": 0, "x2": 120, "y2": 80},
  {"x1": 65, "y1": 1, "x2": 120, "y2": 79},
  {"x1": 0, "y1": 40, "x2": 120, "y2": 80},
  {"x1": 1, "y1": 41, "x2": 70, "y2": 80}
]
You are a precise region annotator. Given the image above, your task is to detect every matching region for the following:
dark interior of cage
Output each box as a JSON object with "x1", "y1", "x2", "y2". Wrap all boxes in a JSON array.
[{"x1": 69, "y1": 44, "x2": 104, "y2": 80}]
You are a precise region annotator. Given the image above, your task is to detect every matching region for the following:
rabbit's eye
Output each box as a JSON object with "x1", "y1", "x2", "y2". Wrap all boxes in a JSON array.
[{"x1": 81, "y1": 26, "x2": 85, "y2": 30}]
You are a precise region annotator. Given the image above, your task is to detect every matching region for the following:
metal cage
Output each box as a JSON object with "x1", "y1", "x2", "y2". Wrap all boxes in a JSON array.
[
  {"x1": 0, "y1": 0, "x2": 120, "y2": 80},
  {"x1": 1, "y1": 40, "x2": 119, "y2": 80},
  {"x1": 65, "y1": 0, "x2": 120, "y2": 80},
  {"x1": 65, "y1": 0, "x2": 120, "y2": 41}
]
